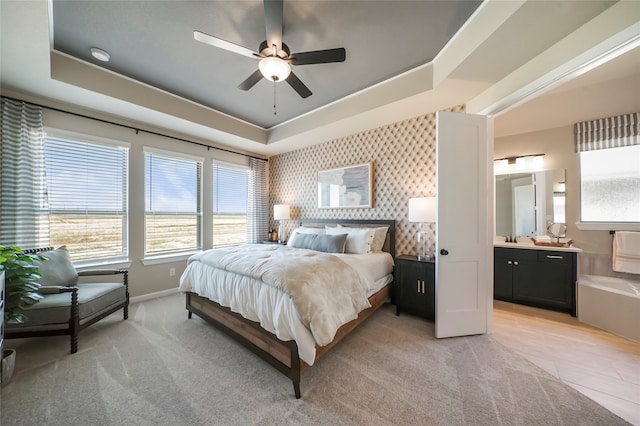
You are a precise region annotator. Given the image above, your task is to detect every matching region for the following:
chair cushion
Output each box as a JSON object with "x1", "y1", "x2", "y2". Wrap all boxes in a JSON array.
[
  {"x1": 34, "y1": 246, "x2": 79, "y2": 286},
  {"x1": 11, "y1": 283, "x2": 126, "y2": 327}
]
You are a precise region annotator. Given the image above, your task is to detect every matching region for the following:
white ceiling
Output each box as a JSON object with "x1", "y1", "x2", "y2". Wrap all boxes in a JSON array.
[{"x1": 1, "y1": 0, "x2": 639, "y2": 157}]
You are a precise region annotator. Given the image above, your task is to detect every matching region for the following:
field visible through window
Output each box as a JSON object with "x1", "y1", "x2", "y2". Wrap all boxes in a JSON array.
[{"x1": 50, "y1": 214, "x2": 247, "y2": 261}]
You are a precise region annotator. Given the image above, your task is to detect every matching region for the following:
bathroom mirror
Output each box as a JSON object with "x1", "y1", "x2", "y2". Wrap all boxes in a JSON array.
[{"x1": 495, "y1": 169, "x2": 565, "y2": 237}]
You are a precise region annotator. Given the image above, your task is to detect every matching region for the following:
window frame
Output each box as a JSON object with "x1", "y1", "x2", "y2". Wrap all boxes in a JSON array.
[
  {"x1": 212, "y1": 161, "x2": 250, "y2": 248},
  {"x1": 143, "y1": 146, "x2": 204, "y2": 258},
  {"x1": 576, "y1": 144, "x2": 640, "y2": 231},
  {"x1": 43, "y1": 128, "x2": 130, "y2": 266}
]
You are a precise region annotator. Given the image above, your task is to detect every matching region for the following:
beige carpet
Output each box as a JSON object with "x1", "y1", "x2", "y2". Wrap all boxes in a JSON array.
[{"x1": 0, "y1": 293, "x2": 628, "y2": 425}]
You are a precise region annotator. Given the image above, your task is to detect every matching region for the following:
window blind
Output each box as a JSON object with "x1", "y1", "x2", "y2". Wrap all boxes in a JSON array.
[
  {"x1": 145, "y1": 150, "x2": 202, "y2": 255},
  {"x1": 212, "y1": 163, "x2": 248, "y2": 247},
  {"x1": 45, "y1": 135, "x2": 129, "y2": 261},
  {"x1": 575, "y1": 112, "x2": 639, "y2": 152}
]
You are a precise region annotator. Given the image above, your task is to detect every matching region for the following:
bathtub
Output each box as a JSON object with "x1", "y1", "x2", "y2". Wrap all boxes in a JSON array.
[{"x1": 578, "y1": 275, "x2": 640, "y2": 342}]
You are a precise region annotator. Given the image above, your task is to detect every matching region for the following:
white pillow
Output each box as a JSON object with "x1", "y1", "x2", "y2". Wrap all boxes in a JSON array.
[
  {"x1": 287, "y1": 226, "x2": 325, "y2": 246},
  {"x1": 337, "y1": 225, "x2": 388, "y2": 252},
  {"x1": 326, "y1": 226, "x2": 375, "y2": 254},
  {"x1": 371, "y1": 226, "x2": 389, "y2": 252}
]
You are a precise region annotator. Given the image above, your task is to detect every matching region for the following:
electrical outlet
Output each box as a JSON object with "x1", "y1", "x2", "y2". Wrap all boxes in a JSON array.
[{"x1": 169, "y1": 267, "x2": 176, "y2": 277}]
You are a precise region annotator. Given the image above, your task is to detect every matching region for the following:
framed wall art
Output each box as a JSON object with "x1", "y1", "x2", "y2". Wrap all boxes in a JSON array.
[{"x1": 317, "y1": 162, "x2": 373, "y2": 208}]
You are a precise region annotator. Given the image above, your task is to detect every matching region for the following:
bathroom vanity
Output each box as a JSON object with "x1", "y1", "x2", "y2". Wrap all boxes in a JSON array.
[{"x1": 494, "y1": 241, "x2": 581, "y2": 316}]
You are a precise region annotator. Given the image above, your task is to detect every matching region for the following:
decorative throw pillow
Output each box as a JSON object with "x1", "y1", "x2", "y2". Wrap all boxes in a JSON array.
[
  {"x1": 289, "y1": 233, "x2": 318, "y2": 249},
  {"x1": 311, "y1": 234, "x2": 348, "y2": 253},
  {"x1": 287, "y1": 226, "x2": 325, "y2": 246},
  {"x1": 326, "y1": 226, "x2": 375, "y2": 254},
  {"x1": 33, "y1": 246, "x2": 78, "y2": 286},
  {"x1": 289, "y1": 233, "x2": 348, "y2": 254}
]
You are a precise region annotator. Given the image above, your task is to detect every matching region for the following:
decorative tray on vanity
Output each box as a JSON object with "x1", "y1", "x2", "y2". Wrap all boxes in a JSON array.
[{"x1": 531, "y1": 238, "x2": 574, "y2": 248}]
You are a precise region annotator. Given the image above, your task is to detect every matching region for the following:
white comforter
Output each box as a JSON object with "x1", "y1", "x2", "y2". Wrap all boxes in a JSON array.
[{"x1": 179, "y1": 244, "x2": 393, "y2": 365}]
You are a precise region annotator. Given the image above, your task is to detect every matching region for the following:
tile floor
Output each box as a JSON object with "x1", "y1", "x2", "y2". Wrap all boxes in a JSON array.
[{"x1": 492, "y1": 301, "x2": 640, "y2": 425}]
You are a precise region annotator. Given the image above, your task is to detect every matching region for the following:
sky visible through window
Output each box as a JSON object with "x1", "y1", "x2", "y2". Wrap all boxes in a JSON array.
[
  {"x1": 46, "y1": 138, "x2": 247, "y2": 214},
  {"x1": 213, "y1": 166, "x2": 248, "y2": 214},
  {"x1": 45, "y1": 137, "x2": 126, "y2": 211}
]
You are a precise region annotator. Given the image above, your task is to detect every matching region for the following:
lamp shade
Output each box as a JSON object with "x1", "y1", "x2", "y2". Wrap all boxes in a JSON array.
[
  {"x1": 273, "y1": 204, "x2": 291, "y2": 221},
  {"x1": 408, "y1": 197, "x2": 436, "y2": 223},
  {"x1": 259, "y1": 57, "x2": 291, "y2": 82}
]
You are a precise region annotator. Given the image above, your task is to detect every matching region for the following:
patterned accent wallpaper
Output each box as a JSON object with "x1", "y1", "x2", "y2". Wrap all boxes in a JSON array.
[{"x1": 269, "y1": 105, "x2": 465, "y2": 257}]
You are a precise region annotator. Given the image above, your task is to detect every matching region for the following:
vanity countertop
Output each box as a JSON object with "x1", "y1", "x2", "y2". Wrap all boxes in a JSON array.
[{"x1": 494, "y1": 240, "x2": 582, "y2": 253}]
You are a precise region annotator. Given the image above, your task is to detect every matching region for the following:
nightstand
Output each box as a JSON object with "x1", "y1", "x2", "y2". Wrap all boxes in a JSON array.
[{"x1": 395, "y1": 255, "x2": 435, "y2": 320}]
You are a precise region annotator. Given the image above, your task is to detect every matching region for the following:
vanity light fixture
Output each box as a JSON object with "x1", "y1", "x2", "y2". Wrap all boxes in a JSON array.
[
  {"x1": 408, "y1": 197, "x2": 436, "y2": 260},
  {"x1": 493, "y1": 153, "x2": 545, "y2": 175},
  {"x1": 273, "y1": 204, "x2": 291, "y2": 243},
  {"x1": 90, "y1": 47, "x2": 110, "y2": 62}
]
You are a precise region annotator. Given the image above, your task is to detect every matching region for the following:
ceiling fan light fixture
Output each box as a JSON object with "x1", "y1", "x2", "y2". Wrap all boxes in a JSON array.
[{"x1": 258, "y1": 56, "x2": 290, "y2": 82}]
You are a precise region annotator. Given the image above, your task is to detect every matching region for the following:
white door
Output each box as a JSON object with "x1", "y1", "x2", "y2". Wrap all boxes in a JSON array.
[{"x1": 435, "y1": 111, "x2": 492, "y2": 338}]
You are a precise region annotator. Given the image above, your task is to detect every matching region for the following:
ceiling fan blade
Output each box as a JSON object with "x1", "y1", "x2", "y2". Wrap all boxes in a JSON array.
[
  {"x1": 286, "y1": 71, "x2": 312, "y2": 98},
  {"x1": 263, "y1": 0, "x2": 283, "y2": 52},
  {"x1": 194, "y1": 30, "x2": 258, "y2": 59},
  {"x1": 290, "y1": 48, "x2": 346, "y2": 65},
  {"x1": 238, "y1": 69, "x2": 264, "y2": 91}
]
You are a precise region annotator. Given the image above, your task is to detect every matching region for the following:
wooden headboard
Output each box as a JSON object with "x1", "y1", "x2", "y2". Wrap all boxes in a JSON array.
[{"x1": 298, "y1": 219, "x2": 396, "y2": 258}]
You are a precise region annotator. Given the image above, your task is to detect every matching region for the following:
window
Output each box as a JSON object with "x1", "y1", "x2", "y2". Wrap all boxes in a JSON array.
[
  {"x1": 145, "y1": 148, "x2": 202, "y2": 256},
  {"x1": 44, "y1": 134, "x2": 129, "y2": 262},
  {"x1": 580, "y1": 145, "x2": 640, "y2": 222},
  {"x1": 212, "y1": 163, "x2": 248, "y2": 247}
]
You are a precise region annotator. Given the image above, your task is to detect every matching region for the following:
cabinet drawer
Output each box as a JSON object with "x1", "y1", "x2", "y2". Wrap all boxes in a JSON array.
[
  {"x1": 537, "y1": 251, "x2": 571, "y2": 264},
  {"x1": 495, "y1": 247, "x2": 537, "y2": 261}
]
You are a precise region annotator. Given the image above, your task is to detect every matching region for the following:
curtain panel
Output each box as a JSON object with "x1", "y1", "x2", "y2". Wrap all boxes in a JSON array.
[
  {"x1": 0, "y1": 97, "x2": 49, "y2": 247},
  {"x1": 247, "y1": 158, "x2": 268, "y2": 243},
  {"x1": 574, "y1": 112, "x2": 639, "y2": 152}
]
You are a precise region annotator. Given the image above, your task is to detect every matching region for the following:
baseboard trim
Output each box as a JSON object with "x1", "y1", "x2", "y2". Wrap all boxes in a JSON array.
[{"x1": 130, "y1": 288, "x2": 179, "y2": 304}]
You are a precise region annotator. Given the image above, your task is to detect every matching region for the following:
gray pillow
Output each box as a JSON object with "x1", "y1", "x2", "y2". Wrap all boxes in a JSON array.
[
  {"x1": 311, "y1": 234, "x2": 348, "y2": 253},
  {"x1": 34, "y1": 246, "x2": 78, "y2": 286},
  {"x1": 290, "y1": 233, "x2": 348, "y2": 254},
  {"x1": 289, "y1": 233, "x2": 318, "y2": 250}
]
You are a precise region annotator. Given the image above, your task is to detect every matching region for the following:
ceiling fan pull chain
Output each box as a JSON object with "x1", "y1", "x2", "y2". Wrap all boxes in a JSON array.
[{"x1": 273, "y1": 81, "x2": 277, "y2": 115}]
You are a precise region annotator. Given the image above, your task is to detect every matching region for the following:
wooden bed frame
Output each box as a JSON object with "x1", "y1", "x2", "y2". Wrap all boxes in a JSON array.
[{"x1": 185, "y1": 219, "x2": 395, "y2": 398}]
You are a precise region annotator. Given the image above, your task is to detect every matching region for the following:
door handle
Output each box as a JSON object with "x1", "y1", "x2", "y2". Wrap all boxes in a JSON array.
[{"x1": 440, "y1": 249, "x2": 448, "y2": 255}]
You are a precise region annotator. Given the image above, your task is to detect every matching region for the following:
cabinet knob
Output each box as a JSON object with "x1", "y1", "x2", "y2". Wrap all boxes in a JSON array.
[
  {"x1": 507, "y1": 260, "x2": 512, "y2": 265},
  {"x1": 514, "y1": 261, "x2": 519, "y2": 265}
]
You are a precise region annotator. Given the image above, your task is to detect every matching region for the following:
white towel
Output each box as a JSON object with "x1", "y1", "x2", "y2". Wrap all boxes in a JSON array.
[{"x1": 613, "y1": 231, "x2": 640, "y2": 274}]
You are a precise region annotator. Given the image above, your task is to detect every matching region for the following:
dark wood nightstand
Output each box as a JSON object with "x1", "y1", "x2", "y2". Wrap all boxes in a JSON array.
[{"x1": 395, "y1": 255, "x2": 435, "y2": 320}]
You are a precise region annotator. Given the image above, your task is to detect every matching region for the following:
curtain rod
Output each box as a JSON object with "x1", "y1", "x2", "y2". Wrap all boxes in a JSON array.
[{"x1": 1, "y1": 96, "x2": 268, "y2": 162}]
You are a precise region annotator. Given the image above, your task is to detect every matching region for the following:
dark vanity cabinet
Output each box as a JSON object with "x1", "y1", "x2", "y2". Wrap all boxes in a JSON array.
[
  {"x1": 395, "y1": 255, "x2": 435, "y2": 320},
  {"x1": 494, "y1": 247, "x2": 577, "y2": 316}
]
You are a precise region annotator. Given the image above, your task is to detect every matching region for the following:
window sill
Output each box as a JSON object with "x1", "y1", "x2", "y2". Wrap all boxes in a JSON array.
[
  {"x1": 75, "y1": 259, "x2": 132, "y2": 271},
  {"x1": 141, "y1": 251, "x2": 200, "y2": 266},
  {"x1": 575, "y1": 222, "x2": 640, "y2": 231}
]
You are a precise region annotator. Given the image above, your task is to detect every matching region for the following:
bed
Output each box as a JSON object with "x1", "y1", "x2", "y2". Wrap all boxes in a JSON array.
[{"x1": 179, "y1": 219, "x2": 395, "y2": 398}]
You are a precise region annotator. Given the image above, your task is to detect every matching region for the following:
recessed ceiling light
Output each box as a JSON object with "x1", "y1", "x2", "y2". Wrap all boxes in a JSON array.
[{"x1": 90, "y1": 47, "x2": 110, "y2": 62}]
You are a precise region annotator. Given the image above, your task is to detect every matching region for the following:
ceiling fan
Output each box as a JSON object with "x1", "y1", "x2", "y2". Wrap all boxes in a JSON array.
[{"x1": 194, "y1": 0, "x2": 346, "y2": 99}]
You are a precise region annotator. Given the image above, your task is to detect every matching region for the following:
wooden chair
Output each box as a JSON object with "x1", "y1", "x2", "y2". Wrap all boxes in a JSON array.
[{"x1": 4, "y1": 247, "x2": 129, "y2": 353}]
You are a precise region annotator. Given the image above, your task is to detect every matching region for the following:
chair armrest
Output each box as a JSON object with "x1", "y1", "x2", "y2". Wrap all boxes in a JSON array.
[
  {"x1": 38, "y1": 285, "x2": 76, "y2": 295},
  {"x1": 78, "y1": 269, "x2": 127, "y2": 277}
]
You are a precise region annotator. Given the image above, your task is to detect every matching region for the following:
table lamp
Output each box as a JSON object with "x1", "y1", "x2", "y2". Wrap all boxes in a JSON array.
[
  {"x1": 273, "y1": 204, "x2": 290, "y2": 243},
  {"x1": 408, "y1": 197, "x2": 436, "y2": 260}
]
